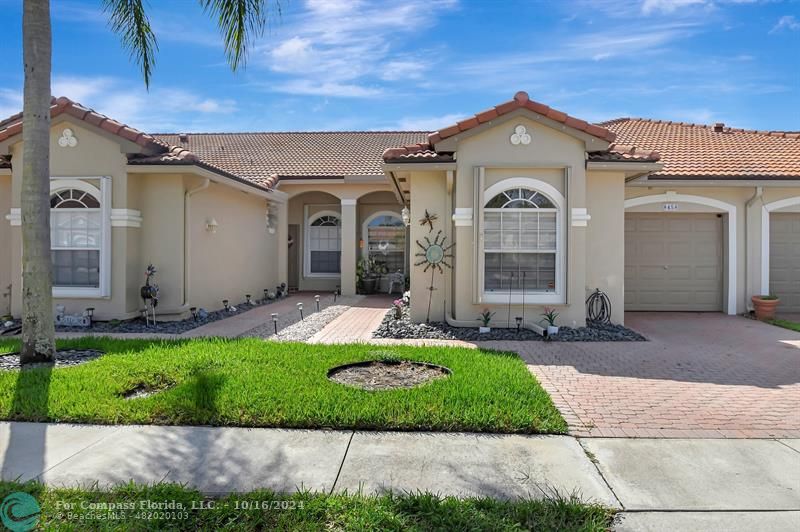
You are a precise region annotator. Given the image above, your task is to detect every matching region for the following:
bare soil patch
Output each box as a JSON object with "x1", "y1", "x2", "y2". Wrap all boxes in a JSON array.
[{"x1": 328, "y1": 360, "x2": 451, "y2": 391}]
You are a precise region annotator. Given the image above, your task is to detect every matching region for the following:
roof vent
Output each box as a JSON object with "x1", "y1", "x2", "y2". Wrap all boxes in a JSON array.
[
  {"x1": 713, "y1": 123, "x2": 725, "y2": 133},
  {"x1": 178, "y1": 133, "x2": 189, "y2": 143}
]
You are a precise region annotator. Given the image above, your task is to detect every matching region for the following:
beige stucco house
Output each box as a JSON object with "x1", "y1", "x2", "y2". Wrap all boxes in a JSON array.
[{"x1": 1, "y1": 92, "x2": 798, "y2": 327}]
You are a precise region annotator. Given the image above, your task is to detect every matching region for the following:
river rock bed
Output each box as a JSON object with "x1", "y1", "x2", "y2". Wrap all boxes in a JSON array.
[
  {"x1": 373, "y1": 311, "x2": 646, "y2": 342},
  {"x1": 0, "y1": 349, "x2": 104, "y2": 370},
  {"x1": 53, "y1": 295, "x2": 292, "y2": 335}
]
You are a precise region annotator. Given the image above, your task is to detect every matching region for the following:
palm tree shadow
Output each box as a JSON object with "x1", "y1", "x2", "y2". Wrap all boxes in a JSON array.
[{"x1": 1, "y1": 363, "x2": 52, "y2": 481}]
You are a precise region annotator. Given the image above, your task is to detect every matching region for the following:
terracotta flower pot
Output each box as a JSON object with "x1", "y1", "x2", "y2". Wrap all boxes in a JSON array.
[{"x1": 752, "y1": 296, "x2": 780, "y2": 321}]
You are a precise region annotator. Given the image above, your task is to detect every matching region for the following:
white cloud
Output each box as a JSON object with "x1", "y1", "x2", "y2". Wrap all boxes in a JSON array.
[
  {"x1": 641, "y1": 0, "x2": 708, "y2": 14},
  {"x1": 257, "y1": 0, "x2": 457, "y2": 97},
  {"x1": 381, "y1": 61, "x2": 428, "y2": 81},
  {"x1": 394, "y1": 113, "x2": 467, "y2": 131},
  {"x1": 2, "y1": 76, "x2": 238, "y2": 132},
  {"x1": 770, "y1": 15, "x2": 800, "y2": 33},
  {"x1": 271, "y1": 80, "x2": 382, "y2": 98}
]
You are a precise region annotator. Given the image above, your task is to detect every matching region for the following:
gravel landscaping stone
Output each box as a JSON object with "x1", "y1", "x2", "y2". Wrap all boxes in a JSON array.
[
  {"x1": 52, "y1": 296, "x2": 292, "y2": 335},
  {"x1": 373, "y1": 311, "x2": 647, "y2": 342},
  {"x1": 328, "y1": 359, "x2": 451, "y2": 390},
  {"x1": 0, "y1": 349, "x2": 104, "y2": 370},
  {"x1": 239, "y1": 296, "x2": 360, "y2": 341}
]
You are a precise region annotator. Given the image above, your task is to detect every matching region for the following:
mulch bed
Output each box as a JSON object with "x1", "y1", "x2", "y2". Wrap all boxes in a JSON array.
[
  {"x1": 328, "y1": 360, "x2": 451, "y2": 391},
  {"x1": 0, "y1": 349, "x2": 104, "y2": 371}
]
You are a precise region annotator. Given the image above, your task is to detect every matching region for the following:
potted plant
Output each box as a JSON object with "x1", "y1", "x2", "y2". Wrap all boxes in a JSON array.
[
  {"x1": 540, "y1": 307, "x2": 560, "y2": 336},
  {"x1": 752, "y1": 295, "x2": 780, "y2": 320},
  {"x1": 477, "y1": 308, "x2": 495, "y2": 333},
  {"x1": 357, "y1": 258, "x2": 379, "y2": 294}
]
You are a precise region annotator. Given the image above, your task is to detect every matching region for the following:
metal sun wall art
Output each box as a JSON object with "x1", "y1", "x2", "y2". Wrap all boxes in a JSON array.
[{"x1": 415, "y1": 228, "x2": 454, "y2": 323}]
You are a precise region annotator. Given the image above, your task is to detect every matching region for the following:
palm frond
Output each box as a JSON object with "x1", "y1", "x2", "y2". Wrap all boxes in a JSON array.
[
  {"x1": 199, "y1": 0, "x2": 274, "y2": 71},
  {"x1": 103, "y1": 0, "x2": 158, "y2": 87}
]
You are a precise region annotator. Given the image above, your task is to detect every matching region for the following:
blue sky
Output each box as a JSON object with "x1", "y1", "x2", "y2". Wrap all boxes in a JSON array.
[{"x1": 0, "y1": 0, "x2": 798, "y2": 132}]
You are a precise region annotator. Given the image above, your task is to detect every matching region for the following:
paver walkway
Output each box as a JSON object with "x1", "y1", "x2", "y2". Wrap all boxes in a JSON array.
[
  {"x1": 310, "y1": 295, "x2": 394, "y2": 343},
  {"x1": 1, "y1": 422, "x2": 798, "y2": 530},
  {"x1": 487, "y1": 313, "x2": 800, "y2": 438}
]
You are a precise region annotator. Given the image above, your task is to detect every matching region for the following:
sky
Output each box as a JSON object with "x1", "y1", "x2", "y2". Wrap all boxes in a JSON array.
[{"x1": 0, "y1": 0, "x2": 798, "y2": 133}]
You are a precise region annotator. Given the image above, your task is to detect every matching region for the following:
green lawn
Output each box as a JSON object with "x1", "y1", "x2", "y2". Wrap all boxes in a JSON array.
[
  {"x1": 0, "y1": 337, "x2": 565, "y2": 433},
  {"x1": 0, "y1": 481, "x2": 613, "y2": 531},
  {"x1": 768, "y1": 318, "x2": 800, "y2": 333}
]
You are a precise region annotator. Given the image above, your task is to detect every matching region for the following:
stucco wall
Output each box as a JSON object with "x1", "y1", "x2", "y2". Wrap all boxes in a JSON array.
[
  {"x1": 188, "y1": 180, "x2": 278, "y2": 311},
  {"x1": 136, "y1": 173, "x2": 185, "y2": 314},
  {"x1": 586, "y1": 171, "x2": 626, "y2": 323},
  {"x1": 409, "y1": 171, "x2": 448, "y2": 323},
  {"x1": 448, "y1": 113, "x2": 589, "y2": 327},
  {"x1": 7, "y1": 117, "x2": 135, "y2": 320},
  {"x1": 0, "y1": 175, "x2": 11, "y2": 318}
]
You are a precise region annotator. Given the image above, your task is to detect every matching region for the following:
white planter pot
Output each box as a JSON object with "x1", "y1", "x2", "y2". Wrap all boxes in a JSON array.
[
  {"x1": 547, "y1": 325, "x2": 559, "y2": 336},
  {"x1": 479, "y1": 326, "x2": 491, "y2": 334}
]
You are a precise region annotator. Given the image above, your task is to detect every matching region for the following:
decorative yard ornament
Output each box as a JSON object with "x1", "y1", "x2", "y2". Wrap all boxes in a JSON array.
[
  {"x1": 414, "y1": 230, "x2": 454, "y2": 322},
  {"x1": 140, "y1": 264, "x2": 159, "y2": 326},
  {"x1": 418, "y1": 209, "x2": 438, "y2": 233}
]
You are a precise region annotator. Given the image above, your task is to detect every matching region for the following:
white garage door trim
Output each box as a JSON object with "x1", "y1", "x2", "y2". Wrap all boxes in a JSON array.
[
  {"x1": 761, "y1": 196, "x2": 800, "y2": 295},
  {"x1": 625, "y1": 193, "x2": 737, "y2": 315}
]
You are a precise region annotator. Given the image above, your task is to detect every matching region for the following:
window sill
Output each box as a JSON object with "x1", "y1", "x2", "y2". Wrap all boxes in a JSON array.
[
  {"x1": 53, "y1": 287, "x2": 107, "y2": 299},
  {"x1": 482, "y1": 293, "x2": 565, "y2": 305},
  {"x1": 304, "y1": 273, "x2": 341, "y2": 279}
]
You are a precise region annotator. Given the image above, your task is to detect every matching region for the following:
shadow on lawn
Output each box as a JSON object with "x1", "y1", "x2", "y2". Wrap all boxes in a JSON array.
[{"x1": 1, "y1": 363, "x2": 52, "y2": 482}]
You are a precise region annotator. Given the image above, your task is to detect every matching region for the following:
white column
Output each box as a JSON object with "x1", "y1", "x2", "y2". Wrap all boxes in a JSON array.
[{"x1": 340, "y1": 198, "x2": 357, "y2": 295}]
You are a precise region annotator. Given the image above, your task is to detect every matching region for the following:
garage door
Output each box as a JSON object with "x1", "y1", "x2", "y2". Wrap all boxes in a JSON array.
[
  {"x1": 625, "y1": 213, "x2": 723, "y2": 311},
  {"x1": 770, "y1": 213, "x2": 800, "y2": 312}
]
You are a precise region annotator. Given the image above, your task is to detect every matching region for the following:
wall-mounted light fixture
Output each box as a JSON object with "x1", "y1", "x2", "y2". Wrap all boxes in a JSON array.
[
  {"x1": 265, "y1": 205, "x2": 277, "y2": 234},
  {"x1": 401, "y1": 206, "x2": 411, "y2": 226},
  {"x1": 206, "y1": 218, "x2": 219, "y2": 233}
]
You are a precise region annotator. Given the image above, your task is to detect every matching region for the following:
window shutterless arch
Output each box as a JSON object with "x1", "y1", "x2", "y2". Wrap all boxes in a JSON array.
[
  {"x1": 480, "y1": 178, "x2": 566, "y2": 304},
  {"x1": 49, "y1": 177, "x2": 111, "y2": 298},
  {"x1": 304, "y1": 210, "x2": 342, "y2": 277}
]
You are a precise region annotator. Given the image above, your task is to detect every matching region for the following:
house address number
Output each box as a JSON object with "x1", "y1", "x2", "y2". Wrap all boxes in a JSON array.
[{"x1": 662, "y1": 203, "x2": 679, "y2": 211}]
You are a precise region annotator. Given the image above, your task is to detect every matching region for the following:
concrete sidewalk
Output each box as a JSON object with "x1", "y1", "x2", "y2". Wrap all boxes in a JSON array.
[{"x1": 0, "y1": 422, "x2": 798, "y2": 530}]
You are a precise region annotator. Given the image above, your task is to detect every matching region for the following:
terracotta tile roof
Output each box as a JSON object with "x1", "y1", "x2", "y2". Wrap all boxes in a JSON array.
[
  {"x1": 383, "y1": 91, "x2": 617, "y2": 163},
  {"x1": 427, "y1": 91, "x2": 617, "y2": 145},
  {"x1": 588, "y1": 144, "x2": 661, "y2": 163},
  {"x1": 601, "y1": 118, "x2": 800, "y2": 179},
  {"x1": 0, "y1": 96, "x2": 166, "y2": 152},
  {"x1": 152, "y1": 131, "x2": 429, "y2": 181}
]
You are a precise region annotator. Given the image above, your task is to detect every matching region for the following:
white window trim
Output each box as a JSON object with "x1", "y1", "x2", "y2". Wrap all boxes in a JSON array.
[
  {"x1": 304, "y1": 208, "x2": 342, "y2": 278},
  {"x1": 624, "y1": 192, "x2": 737, "y2": 315},
  {"x1": 50, "y1": 177, "x2": 111, "y2": 299},
  {"x1": 760, "y1": 196, "x2": 800, "y2": 295},
  {"x1": 480, "y1": 178, "x2": 567, "y2": 305},
  {"x1": 361, "y1": 210, "x2": 406, "y2": 274}
]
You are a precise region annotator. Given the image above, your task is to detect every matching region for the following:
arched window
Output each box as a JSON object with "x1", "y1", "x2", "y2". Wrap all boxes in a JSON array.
[
  {"x1": 483, "y1": 185, "x2": 559, "y2": 295},
  {"x1": 307, "y1": 213, "x2": 341, "y2": 274},
  {"x1": 50, "y1": 188, "x2": 102, "y2": 288},
  {"x1": 364, "y1": 213, "x2": 406, "y2": 273}
]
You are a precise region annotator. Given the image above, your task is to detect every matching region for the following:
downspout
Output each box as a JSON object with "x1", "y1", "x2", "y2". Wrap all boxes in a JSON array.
[{"x1": 744, "y1": 186, "x2": 763, "y2": 311}]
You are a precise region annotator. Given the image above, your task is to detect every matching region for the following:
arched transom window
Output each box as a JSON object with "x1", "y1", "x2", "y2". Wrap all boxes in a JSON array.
[
  {"x1": 50, "y1": 188, "x2": 102, "y2": 288},
  {"x1": 484, "y1": 186, "x2": 558, "y2": 294},
  {"x1": 308, "y1": 213, "x2": 341, "y2": 274}
]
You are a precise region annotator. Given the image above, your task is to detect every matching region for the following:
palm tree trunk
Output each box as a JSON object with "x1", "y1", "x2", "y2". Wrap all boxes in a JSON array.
[{"x1": 20, "y1": 0, "x2": 55, "y2": 364}]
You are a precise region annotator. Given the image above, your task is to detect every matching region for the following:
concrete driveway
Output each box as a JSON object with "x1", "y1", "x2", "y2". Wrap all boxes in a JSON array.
[{"x1": 484, "y1": 313, "x2": 800, "y2": 438}]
